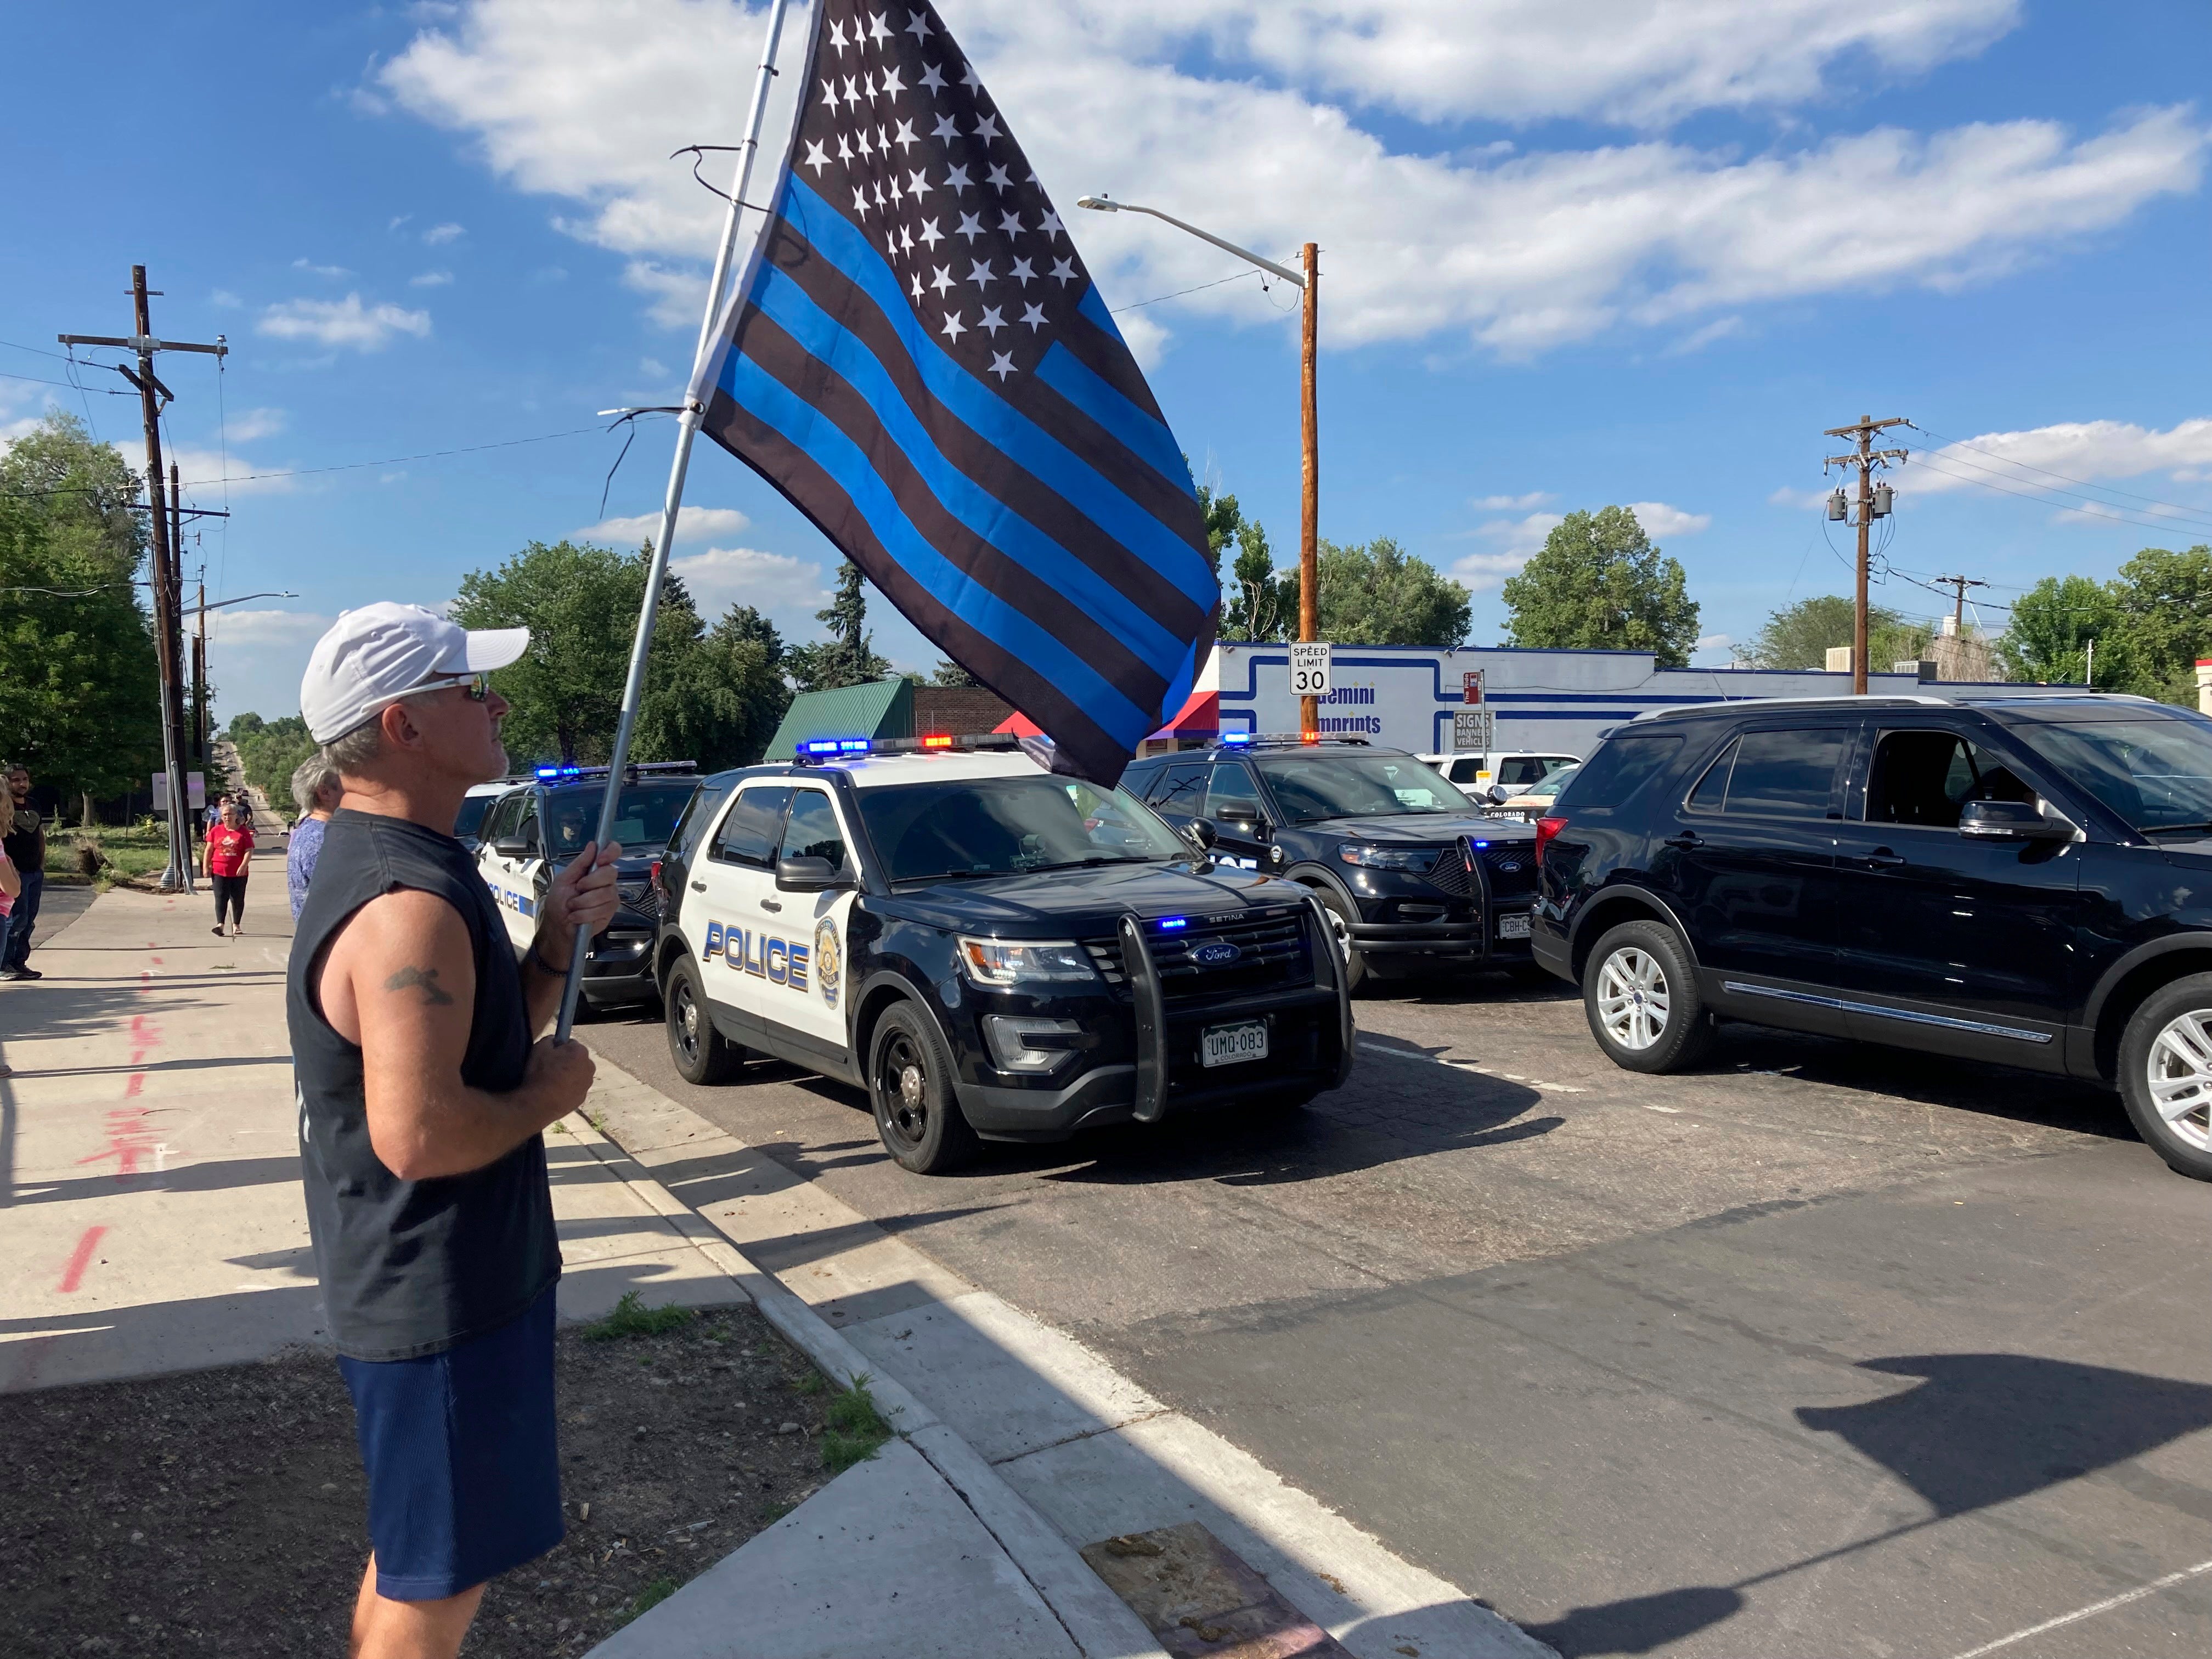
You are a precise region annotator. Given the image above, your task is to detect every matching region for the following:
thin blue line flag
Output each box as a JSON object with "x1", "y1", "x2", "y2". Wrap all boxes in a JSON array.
[{"x1": 696, "y1": 0, "x2": 1218, "y2": 785}]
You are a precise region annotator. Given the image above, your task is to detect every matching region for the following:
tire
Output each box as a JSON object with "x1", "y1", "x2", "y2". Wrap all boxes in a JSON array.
[
  {"x1": 1581, "y1": 919, "x2": 1712, "y2": 1074},
  {"x1": 1313, "y1": 887, "x2": 1370, "y2": 995},
  {"x1": 2117, "y1": 973, "x2": 2212, "y2": 1181},
  {"x1": 867, "y1": 1001, "x2": 980, "y2": 1175},
  {"x1": 665, "y1": 955, "x2": 743, "y2": 1086}
]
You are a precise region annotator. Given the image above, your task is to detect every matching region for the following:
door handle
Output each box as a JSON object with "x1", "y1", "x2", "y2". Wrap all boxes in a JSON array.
[
  {"x1": 690, "y1": 880, "x2": 707, "y2": 891},
  {"x1": 1663, "y1": 832, "x2": 1703, "y2": 851},
  {"x1": 760, "y1": 898, "x2": 782, "y2": 913},
  {"x1": 1865, "y1": 849, "x2": 1906, "y2": 868}
]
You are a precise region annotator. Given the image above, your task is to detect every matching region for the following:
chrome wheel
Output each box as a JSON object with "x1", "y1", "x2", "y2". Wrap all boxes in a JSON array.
[
  {"x1": 2146, "y1": 1011, "x2": 2212, "y2": 1153},
  {"x1": 1596, "y1": 946, "x2": 1670, "y2": 1052}
]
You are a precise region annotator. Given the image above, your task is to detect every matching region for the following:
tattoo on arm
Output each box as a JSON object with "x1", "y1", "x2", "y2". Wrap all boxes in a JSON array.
[{"x1": 385, "y1": 966, "x2": 456, "y2": 1007}]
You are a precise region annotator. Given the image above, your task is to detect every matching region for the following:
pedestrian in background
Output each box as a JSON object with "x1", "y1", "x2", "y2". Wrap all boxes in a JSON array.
[
  {"x1": 203, "y1": 797, "x2": 255, "y2": 937},
  {"x1": 290, "y1": 603, "x2": 616, "y2": 1659},
  {"x1": 288, "y1": 755, "x2": 341, "y2": 919},
  {"x1": 3, "y1": 764, "x2": 46, "y2": 981},
  {"x1": 0, "y1": 838, "x2": 15, "y2": 1064}
]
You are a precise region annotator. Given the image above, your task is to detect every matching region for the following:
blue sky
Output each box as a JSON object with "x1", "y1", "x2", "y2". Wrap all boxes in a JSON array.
[{"x1": 4, "y1": 0, "x2": 2208, "y2": 727}]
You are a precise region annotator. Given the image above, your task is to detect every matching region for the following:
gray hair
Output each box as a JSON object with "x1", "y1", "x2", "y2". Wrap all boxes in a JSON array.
[
  {"x1": 290, "y1": 754, "x2": 342, "y2": 815},
  {"x1": 319, "y1": 719, "x2": 386, "y2": 777}
]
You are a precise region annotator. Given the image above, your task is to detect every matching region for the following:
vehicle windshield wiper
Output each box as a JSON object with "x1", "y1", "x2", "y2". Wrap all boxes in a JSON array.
[
  {"x1": 891, "y1": 867, "x2": 1011, "y2": 884},
  {"x1": 2135, "y1": 822, "x2": 2212, "y2": 835},
  {"x1": 1016, "y1": 855, "x2": 1160, "y2": 874}
]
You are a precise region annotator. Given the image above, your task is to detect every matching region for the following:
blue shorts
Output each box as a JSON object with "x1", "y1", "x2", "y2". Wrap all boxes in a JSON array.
[{"x1": 337, "y1": 1284, "x2": 565, "y2": 1601}]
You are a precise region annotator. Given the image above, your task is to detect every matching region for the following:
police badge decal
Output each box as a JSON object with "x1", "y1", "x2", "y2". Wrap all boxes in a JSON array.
[{"x1": 815, "y1": 917, "x2": 842, "y2": 1012}]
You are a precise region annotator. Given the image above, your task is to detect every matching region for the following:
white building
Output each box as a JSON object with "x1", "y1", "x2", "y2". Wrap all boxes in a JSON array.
[{"x1": 1154, "y1": 643, "x2": 2033, "y2": 760}]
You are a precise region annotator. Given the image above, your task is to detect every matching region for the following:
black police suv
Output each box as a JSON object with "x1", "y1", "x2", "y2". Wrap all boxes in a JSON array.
[
  {"x1": 473, "y1": 762, "x2": 699, "y2": 1007},
  {"x1": 651, "y1": 737, "x2": 1356, "y2": 1174},
  {"x1": 1124, "y1": 738, "x2": 1541, "y2": 991},
  {"x1": 1531, "y1": 692, "x2": 2212, "y2": 1181}
]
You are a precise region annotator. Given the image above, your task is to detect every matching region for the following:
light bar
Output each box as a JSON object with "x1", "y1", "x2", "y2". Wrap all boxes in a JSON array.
[
  {"x1": 1156, "y1": 916, "x2": 1188, "y2": 930},
  {"x1": 791, "y1": 731, "x2": 1029, "y2": 765},
  {"x1": 920, "y1": 733, "x2": 956, "y2": 749},
  {"x1": 1220, "y1": 732, "x2": 1251, "y2": 746},
  {"x1": 798, "y1": 738, "x2": 866, "y2": 757}
]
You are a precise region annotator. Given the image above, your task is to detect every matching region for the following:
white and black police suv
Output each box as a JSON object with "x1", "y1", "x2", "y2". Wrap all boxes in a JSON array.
[
  {"x1": 474, "y1": 761, "x2": 699, "y2": 1009},
  {"x1": 650, "y1": 733, "x2": 1356, "y2": 1173}
]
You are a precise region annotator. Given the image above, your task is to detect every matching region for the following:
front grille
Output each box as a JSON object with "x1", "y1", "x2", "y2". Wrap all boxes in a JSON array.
[
  {"x1": 1082, "y1": 906, "x2": 1314, "y2": 1002},
  {"x1": 1477, "y1": 844, "x2": 1539, "y2": 902},
  {"x1": 617, "y1": 878, "x2": 661, "y2": 918},
  {"x1": 1424, "y1": 850, "x2": 1474, "y2": 898}
]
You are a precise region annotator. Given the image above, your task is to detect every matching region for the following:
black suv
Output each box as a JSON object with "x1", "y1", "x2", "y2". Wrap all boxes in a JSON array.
[
  {"x1": 1125, "y1": 737, "x2": 1539, "y2": 990},
  {"x1": 1531, "y1": 693, "x2": 2212, "y2": 1181}
]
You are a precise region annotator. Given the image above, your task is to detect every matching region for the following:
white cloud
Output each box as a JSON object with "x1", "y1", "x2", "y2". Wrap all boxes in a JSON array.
[
  {"x1": 410, "y1": 269, "x2": 455, "y2": 287},
  {"x1": 639, "y1": 356, "x2": 669, "y2": 378},
  {"x1": 204, "y1": 610, "x2": 334, "y2": 725},
  {"x1": 292, "y1": 257, "x2": 352, "y2": 278},
  {"x1": 1451, "y1": 509, "x2": 1566, "y2": 589},
  {"x1": 1663, "y1": 315, "x2": 1744, "y2": 355},
  {"x1": 1626, "y1": 501, "x2": 1712, "y2": 537},
  {"x1": 205, "y1": 608, "x2": 331, "y2": 649},
  {"x1": 210, "y1": 288, "x2": 242, "y2": 308},
  {"x1": 668, "y1": 544, "x2": 829, "y2": 617},
  {"x1": 1695, "y1": 633, "x2": 1736, "y2": 652},
  {"x1": 1470, "y1": 491, "x2": 1555, "y2": 511},
  {"x1": 1908, "y1": 418, "x2": 2212, "y2": 495},
  {"x1": 1769, "y1": 484, "x2": 1835, "y2": 510},
  {"x1": 257, "y1": 294, "x2": 433, "y2": 351},
  {"x1": 578, "y1": 505, "x2": 751, "y2": 546},
  {"x1": 223, "y1": 407, "x2": 287, "y2": 443},
  {"x1": 378, "y1": 1, "x2": 2204, "y2": 357},
  {"x1": 1449, "y1": 551, "x2": 1537, "y2": 594},
  {"x1": 388, "y1": 214, "x2": 414, "y2": 232},
  {"x1": 164, "y1": 444, "x2": 294, "y2": 497},
  {"x1": 423, "y1": 221, "x2": 466, "y2": 245}
]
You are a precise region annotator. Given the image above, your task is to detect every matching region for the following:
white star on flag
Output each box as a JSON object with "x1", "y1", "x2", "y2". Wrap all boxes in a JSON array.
[
  {"x1": 905, "y1": 8, "x2": 931, "y2": 42},
  {"x1": 988, "y1": 351, "x2": 1015, "y2": 381},
  {"x1": 941, "y1": 312, "x2": 967, "y2": 341}
]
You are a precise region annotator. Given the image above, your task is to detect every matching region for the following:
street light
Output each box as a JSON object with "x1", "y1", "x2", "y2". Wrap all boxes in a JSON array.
[
  {"x1": 1077, "y1": 195, "x2": 1323, "y2": 740},
  {"x1": 182, "y1": 590, "x2": 298, "y2": 618}
]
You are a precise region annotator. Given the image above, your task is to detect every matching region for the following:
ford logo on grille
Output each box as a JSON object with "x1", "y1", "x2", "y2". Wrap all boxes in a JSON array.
[
  {"x1": 1192, "y1": 941, "x2": 1242, "y2": 966},
  {"x1": 1497, "y1": 860, "x2": 1523, "y2": 873}
]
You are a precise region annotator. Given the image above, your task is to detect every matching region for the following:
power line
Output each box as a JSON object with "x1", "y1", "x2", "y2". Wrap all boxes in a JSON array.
[
  {"x1": 1109, "y1": 269, "x2": 1262, "y2": 314},
  {"x1": 1908, "y1": 421, "x2": 2212, "y2": 521},
  {"x1": 0, "y1": 366, "x2": 133, "y2": 394},
  {"x1": 1908, "y1": 454, "x2": 2212, "y2": 535},
  {"x1": 2, "y1": 422, "x2": 606, "y2": 496}
]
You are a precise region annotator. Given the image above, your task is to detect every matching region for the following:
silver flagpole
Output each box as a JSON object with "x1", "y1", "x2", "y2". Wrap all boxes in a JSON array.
[{"x1": 556, "y1": 0, "x2": 796, "y2": 1039}]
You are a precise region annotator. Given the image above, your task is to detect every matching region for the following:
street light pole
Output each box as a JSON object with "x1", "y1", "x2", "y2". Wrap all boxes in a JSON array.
[{"x1": 1075, "y1": 196, "x2": 1321, "y2": 738}]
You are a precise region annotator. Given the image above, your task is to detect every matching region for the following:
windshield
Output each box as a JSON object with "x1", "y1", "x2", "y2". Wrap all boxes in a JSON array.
[
  {"x1": 1255, "y1": 755, "x2": 1472, "y2": 821},
  {"x1": 856, "y1": 775, "x2": 1191, "y2": 882},
  {"x1": 453, "y1": 794, "x2": 495, "y2": 842},
  {"x1": 2010, "y1": 716, "x2": 2212, "y2": 833},
  {"x1": 1522, "y1": 765, "x2": 1581, "y2": 800},
  {"x1": 544, "y1": 781, "x2": 695, "y2": 856}
]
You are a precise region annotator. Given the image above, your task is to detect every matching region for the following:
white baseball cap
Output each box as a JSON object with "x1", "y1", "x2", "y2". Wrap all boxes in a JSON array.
[{"x1": 300, "y1": 602, "x2": 530, "y2": 743}]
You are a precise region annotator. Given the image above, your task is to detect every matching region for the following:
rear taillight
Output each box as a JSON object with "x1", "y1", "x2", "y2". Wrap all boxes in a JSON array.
[{"x1": 1534, "y1": 816, "x2": 1567, "y2": 865}]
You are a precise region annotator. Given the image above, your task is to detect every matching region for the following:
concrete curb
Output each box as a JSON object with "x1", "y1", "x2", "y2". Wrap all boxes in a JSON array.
[{"x1": 563, "y1": 1114, "x2": 1170, "y2": 1659}]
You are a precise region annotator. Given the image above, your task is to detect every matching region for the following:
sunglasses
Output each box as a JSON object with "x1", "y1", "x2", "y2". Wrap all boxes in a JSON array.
[{"x1": 393, "y1": 673, "x2": 493, "y2": 704}]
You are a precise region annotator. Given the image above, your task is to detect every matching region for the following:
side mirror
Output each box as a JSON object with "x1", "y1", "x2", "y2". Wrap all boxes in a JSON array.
[
  {"x1": 776, "y1": 854, "x2": 849, "y2": 891},
  {"x1": 1960, "y1": 799, "x2": 2072, "y2": 842},
  {"x1": 1187, "y1": 819, "x2": 1218, "y2": 850},
  {"x1": 1486, "y1": 785, "x2": 1511, "y2": 804},
  {"x1": 1211, "y1": 800, "x2": 1268, "y2": 839},
  {"x1": 492, "y1": 834, "x2": 530, "y2": 858}
]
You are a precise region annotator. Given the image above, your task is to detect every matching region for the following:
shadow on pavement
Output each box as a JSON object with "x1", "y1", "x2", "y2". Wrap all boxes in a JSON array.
[{"x1": 1517, "y1": 1351, "x2": 2212, "y2": 1656}]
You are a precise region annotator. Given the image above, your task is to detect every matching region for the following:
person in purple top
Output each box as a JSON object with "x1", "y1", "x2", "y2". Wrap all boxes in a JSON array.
[{"x1": 288, "y1": 756, "x2": 342, "y2": 919}]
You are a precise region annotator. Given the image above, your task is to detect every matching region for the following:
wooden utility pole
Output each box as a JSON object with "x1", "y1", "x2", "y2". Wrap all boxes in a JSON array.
[
  {"x1": 1297, "y1": 241, "x2": 1320, "y2": 741},
  {"x1": 1823, "y1": 414, "x2": 1910, "y2": 694},
  {"x1": 1930, "y1": 573, "x2": 1988, "y2": 630},
  {"x1": 59, "y1": 266, "x2": 227, "y2": 890},
  {"x1": 193, "y1": 567, "x2": 209, "y2": 762}
]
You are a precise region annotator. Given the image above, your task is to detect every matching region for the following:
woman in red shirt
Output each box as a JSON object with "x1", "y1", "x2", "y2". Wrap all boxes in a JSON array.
[{"x1": 202, "y1": 797, "x2": 256, "y2": 936}]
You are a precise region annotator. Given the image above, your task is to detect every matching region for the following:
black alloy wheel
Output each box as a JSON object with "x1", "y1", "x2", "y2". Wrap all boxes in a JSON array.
[
  {"x1": 868, "y1": 1002, "x2": 980, "y2": 1175},
  {"x1": 665, "y1": 955, "x2": 743, "y2": 1085}
]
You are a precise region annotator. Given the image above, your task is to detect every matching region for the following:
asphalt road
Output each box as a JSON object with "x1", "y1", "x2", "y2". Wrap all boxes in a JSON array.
[{"x1": 580, "y1": 972, "x2": 2212, "y2": 1658}]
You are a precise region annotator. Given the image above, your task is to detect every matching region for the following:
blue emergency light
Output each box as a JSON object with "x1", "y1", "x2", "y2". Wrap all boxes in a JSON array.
[
  {"x1": 535, "y1": 765, "x2": 584, "y2": 780},
  {"x1": 1158, "y1": 917, "x2": 1187, "y2": 930},
  {"x1": 1220, "y1": 732, "x2": 1251, "y2": 746},
  {"x1": 798, "y1": 738, "x2": 872, "y2": 757}
]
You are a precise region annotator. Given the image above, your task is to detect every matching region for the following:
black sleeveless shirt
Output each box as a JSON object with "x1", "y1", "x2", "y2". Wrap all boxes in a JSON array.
[{"x1": 288, "y1": 808, "x2": 559, "y2": 1361}]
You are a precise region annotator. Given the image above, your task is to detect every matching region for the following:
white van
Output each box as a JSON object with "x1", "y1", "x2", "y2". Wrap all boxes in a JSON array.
[{"x1": 1419, "y1": 751, "x2": 1581, "y2": 796}]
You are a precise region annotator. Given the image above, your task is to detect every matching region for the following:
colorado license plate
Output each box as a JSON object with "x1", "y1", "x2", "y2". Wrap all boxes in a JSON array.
[
  {"x1": 1497, "y1": 912, "x2": 1533, "y2": 940},
  {"x1": 1201, "y1": 1020, "x2": 1269, "y2": 1068}
]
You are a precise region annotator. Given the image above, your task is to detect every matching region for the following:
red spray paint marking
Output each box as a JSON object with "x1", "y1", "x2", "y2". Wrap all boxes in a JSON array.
[
  {"x1": 58, "y1": 1225, "x2": 108, "y2": 1292},
  {"x1": 78, "y1": 1107, "x2": 157, "y2": 1176}
]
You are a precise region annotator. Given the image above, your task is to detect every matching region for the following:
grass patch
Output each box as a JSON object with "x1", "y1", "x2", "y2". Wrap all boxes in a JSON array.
[
  {"x1": 792, "y1": 1372, "x2": 825, "y2": 1396},
  {"x1": 55, "y1": 824, "x2": 172, "y2": 881},
  {"x1": 820, "y1": 1376, "x2": 894, "y2": 1474},
  {"x1": 582, "y1": 1291, "x2": 696, "y2": 1342},
  {"x1": 613, "y1": 1575, "x2": 680, "y2": 1628}
]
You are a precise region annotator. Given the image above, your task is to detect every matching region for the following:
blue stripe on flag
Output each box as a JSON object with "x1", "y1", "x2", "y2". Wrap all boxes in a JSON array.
[
  {"x1": 770, "y1": 180, "x2": 1215, "y2": 609},
  {"x1": 748, "y1": 266, "x2": 1188, "y2": 680},
  {"x1": 725, "y1": 351, "x2": 1158, "y2": 749},
  {"x1": 1031, "y1": 342, "x2": 1188, "y2": 493}
]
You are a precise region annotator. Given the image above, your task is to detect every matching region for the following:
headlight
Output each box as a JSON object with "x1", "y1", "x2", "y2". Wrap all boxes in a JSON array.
[
  {"x1": 1338, "y1": 844, "x2": 1441, "y2": 871},
  {"x1": 956, "y1": 936, "x2": 1098, "y2": 986}
]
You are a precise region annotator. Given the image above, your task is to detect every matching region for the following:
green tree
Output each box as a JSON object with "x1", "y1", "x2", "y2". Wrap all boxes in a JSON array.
[
  {"x1": 1195, "y1": 481, "x2": 1243, "y2": 580},
  {"x1": 2107, "y1": 544, "x2": 2212, "y2": 704},
  {"x1": 1997, "y1": 574, "x2": 2130, "y2": 687},
  {"x1": 0, "y1": 413, "x2": 163, "y2": 811},
  {"x1": 930, "y1": 659, "x2": 978, "y2": 686},
  {"x1": 786, "y1": 562, "x2": 891, "y2": 692},
  {"x1": 636, "y1": 601, "x2": 793, "y2": 770},
  {"x1": 233, "y1": 715, "x2": 317, "y2": 802},
  {"x1": 1222, "y1": 518, "x2": 1293, "y2": 643},
  {"x1": 1751, "y1": 594, "x2": 1934, "y2": 672},
  {"x1": 1500, "y1": 506, "x2": 1700, "y2": 667},
  {"x1": 1315, "y1": 536, "x2": 1470, "y2": 647}
]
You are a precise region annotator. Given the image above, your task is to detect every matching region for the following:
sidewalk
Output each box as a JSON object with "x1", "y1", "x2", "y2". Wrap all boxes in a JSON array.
[{"x1": 0, "y1": 873, "x2": 740, "y2": 1395}]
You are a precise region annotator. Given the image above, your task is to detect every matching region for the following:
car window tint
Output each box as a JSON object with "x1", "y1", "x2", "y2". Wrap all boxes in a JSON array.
[
  {"x1": 1556, "y1": 734, "x2": 1684, "y2": 812},
  {"x1": 516, "y1": 798, "x2": 541, "y2": 853},
  {"x1": 1496, "y1": 757, "x2": 1548, "y2": 788},
  {"x1": 712, "y1": 786, "x2": 791, "y2": 868},
  {"x1": 670, "y1": 783, "x2": 734, "y2": 864},
  {"x1": 780, "y1": 791, "x2": 848, "y2": 873},
  {"x1": 453, "y1": 794, "x2": 495, "y2": 842},
  {"x1": 1147, "y1": 761, "x2": 1208, "y2": 814},
  {"x1": 1685, "y1": 740, "x2": 1735, "y2": 812},
  {"x1": 1866, "y1": 731, "x2": 2034, "y2": 827},
  {"x1": 484, "y1": 793, "x2": 521, "y2": 844},
  {"x1": 2007, "y1": 716, "x2": 2212, "y2": 833},
  {"x1": 1204, "y1": 763, "x2": 1265, "y2": 821},
  {"x1": 1722, "y1": 728, "x2": 1848, "y2": 817},
  {"x1": 1447, "y1": 758, "x2": 1483, "y2": 784}
]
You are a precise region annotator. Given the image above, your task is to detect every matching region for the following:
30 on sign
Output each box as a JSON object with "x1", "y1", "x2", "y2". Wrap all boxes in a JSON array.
[{"x1": 1289, "y1": 642, "x2": 1332, "y2": 696}]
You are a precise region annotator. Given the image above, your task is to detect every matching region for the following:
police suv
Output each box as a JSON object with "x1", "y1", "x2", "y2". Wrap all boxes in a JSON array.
[
  {"x1": 651, "y1": 734, "x2": 1355, "y2": 1173},
  {"x1": 474, "y1": 761, "x2": 699, "y2": 1008}
]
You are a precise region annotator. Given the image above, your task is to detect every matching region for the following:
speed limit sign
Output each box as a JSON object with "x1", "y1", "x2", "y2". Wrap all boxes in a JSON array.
[{"x1": 1289, "y1": 641, "x2": 1332, "y2": 696}]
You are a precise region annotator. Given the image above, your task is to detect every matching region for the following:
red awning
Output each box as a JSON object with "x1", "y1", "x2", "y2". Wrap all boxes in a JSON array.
[{"x1": 995, "y1": 690, "x2": 1218, "y2": 742}]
